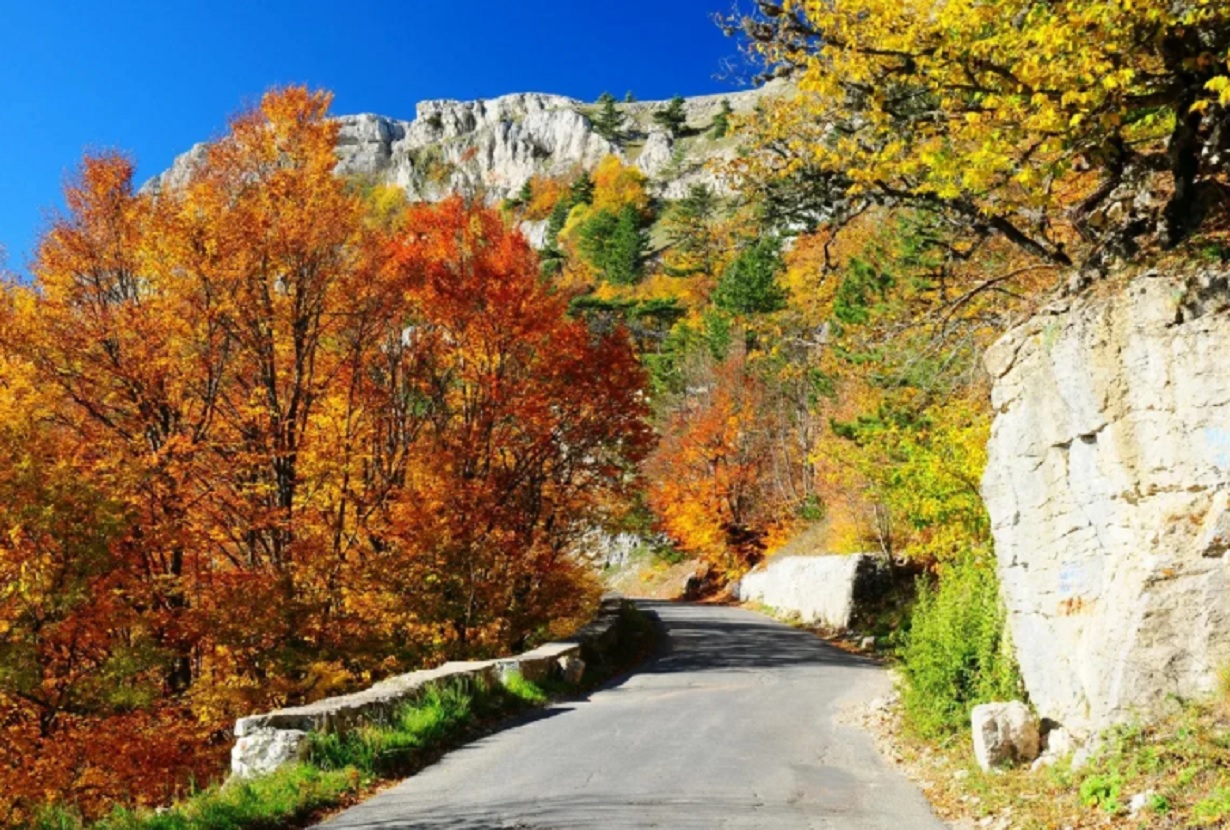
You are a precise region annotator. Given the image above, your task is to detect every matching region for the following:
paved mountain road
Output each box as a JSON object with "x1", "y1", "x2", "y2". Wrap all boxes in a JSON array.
[{"x1": 319, "y1": 601, "x2": 945, "y2": 829}]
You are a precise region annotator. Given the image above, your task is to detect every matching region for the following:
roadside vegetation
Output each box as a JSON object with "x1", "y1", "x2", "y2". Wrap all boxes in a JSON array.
[
  {"x1": 26, "y1": 674, "x2": 550, "y2": 830},
  {"x1": 875, "y1": 692, "x2": 1230, "y2": 828}
]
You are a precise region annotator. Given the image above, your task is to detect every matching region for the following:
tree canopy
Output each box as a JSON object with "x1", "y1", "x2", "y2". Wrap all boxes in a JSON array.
[{"x1": 731, "y1": 0, "x2": 1230, "y2": 265}]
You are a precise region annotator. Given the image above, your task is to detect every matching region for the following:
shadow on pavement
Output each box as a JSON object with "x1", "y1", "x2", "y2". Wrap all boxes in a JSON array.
[{"x1": 631, "y1": 599, "x2": 878, "y2": 675}]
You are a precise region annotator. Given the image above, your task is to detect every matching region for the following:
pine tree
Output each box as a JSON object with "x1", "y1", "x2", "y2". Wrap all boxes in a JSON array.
[
  {"x1": 591, "y1": 92, "x2": 626, "y2": 142},
  {"x1": 714, "y1": 238, "x2": 787, "y2": 316},
  {"x1": 623, "y1": 91, "x2": 637, "y2": 103},
  {"x1": 664, "y1": 183, "x2": 720, "y2": 273},
  {"x1": 568, "y1": 173, "x2": 595, "y2": 207},
  {"x1": 540, "y1": 197, "x2": 572, "y2": 277},
  {"x1": 577, "y1": 205, "x2": 647, "y2": 285},
  {"x1": 710, "y1": 99, "x2": 734, "y2": 139},
  {"x1": 652, "y1": 96, "x2": 688, "y2": 138},
  {"x1": 607, "y1": 204, "x2": 648, "y2": 285}
]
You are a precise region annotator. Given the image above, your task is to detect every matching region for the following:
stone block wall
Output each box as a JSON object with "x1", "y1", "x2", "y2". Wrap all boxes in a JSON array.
[{"x1": 231, "y1": 597, "x2": 630, "y2": 778}]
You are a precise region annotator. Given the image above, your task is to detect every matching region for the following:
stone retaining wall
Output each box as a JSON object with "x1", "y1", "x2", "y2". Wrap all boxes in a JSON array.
[{"x1": 231, "y1": 597, "x2": 629, "y2": 778}]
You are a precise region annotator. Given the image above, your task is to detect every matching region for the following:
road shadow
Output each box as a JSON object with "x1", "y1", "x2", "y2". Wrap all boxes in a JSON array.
[{"x1": 631, "y1": 600, "x2": 879, "y2": 676}]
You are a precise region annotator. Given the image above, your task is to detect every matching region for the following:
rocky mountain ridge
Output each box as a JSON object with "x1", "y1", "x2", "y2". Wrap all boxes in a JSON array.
[{"x1": 149, "y1": 84, "x2": 788, "y2": 205}]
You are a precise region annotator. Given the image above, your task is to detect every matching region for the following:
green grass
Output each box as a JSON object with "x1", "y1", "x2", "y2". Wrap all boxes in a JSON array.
[
  {"x1": 29, "y1": 765, "x2": 361, "y2": 830},
  {"x1": 25, "y1": 675, "x2": 548, "y2": 830},
  {"x1": 892, "y1": 696, "x2": 1230, "y2": 828}
]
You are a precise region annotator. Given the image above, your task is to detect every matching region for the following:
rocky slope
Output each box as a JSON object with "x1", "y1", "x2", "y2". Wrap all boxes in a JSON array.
[
  {"x1": 149, "y1": 84, "x2": 787, "y2": 205},
  {"x1": 982, "y1": 268, "x2": 1230, "y2": 738}
]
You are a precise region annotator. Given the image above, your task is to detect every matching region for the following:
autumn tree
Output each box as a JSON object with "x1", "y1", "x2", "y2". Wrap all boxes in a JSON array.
[
  {"x1": 0, "y1": 87, "x2": 653, "y2": 819},
  {"x1": 729, "y1": 0, "x2": 1230, "y2": 265},
  {"x1": 374, "y1": 198, "x2": 652, "y2": 650},
  {"x1": 646, "y1": 354, "x2": 800, "y2": 578}
]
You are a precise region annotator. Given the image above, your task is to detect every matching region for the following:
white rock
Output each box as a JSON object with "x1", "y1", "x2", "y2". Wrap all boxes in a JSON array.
[
  {"x1": 736, "y1": 554, "x2": 890, "y2": 630},
  {"x1": 983, "y1": 269, "x2": 1230, "y2": 736},
  {"x1": 636, "y1": 131, "x2": 675, "y2": 178},
  {"x1": 971, "y1": 701, "x2": 1040, "y2": 771},
  {"x1": 148, "y1": 86, "x2": 790, "y2": 205},
  {"x1": 1129, "y1": 790, "x2": 1156, "y2": 816},
  {"x1": 230, "y1": 728, "x2": 309, "y2": 779},
  {"x1": 1044, "y1": 726, "x2": 1076, "y2": 758}
]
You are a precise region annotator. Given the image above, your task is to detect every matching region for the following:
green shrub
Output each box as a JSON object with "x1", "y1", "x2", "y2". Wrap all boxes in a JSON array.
[
  {"x1": 1079, "y1": 772, "x2": 1123, "y2": 813},
  {"x1": 900, "y1": 550, "x2": 1023, "y2": 739}
]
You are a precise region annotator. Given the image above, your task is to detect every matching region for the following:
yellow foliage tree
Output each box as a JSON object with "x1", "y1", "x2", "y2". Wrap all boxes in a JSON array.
[{"x1": 732, "y1": 0, "x2": 1230, "y2": 262}]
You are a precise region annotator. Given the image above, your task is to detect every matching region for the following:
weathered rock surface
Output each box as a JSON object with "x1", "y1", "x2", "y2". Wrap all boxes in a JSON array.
[
  {"x1": 148, "y1": 86, "x2": 788, "y2": 213},
  {"x1": 983, "y1": 268, "x2": 1230, "y2": 738},
  {"x1": 231, "y1": 728, "x2": 309, "y2": 779},
  {"x1": 734, "y1": 553, "x2": 890, "y2": 629},
  {"x1": 971, "y1": 701, "x2": 1040, "y2": 771}
]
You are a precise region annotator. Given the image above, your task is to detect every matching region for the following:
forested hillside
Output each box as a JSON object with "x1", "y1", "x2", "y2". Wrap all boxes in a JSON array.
[{"x1": 3, "y1": 0, "x2": 1230, "y2": 826}]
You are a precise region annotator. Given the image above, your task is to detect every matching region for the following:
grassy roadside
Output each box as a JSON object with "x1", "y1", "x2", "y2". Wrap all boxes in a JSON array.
[
  {"x1": 26, "y1": 604, "x2": 660, "y2": 830},
  {"x1": 878, "y1": 696, "x2": 1230, "y2": 829},
  {"x1": 853, "y1": 680, "x2": 1230, "y2": 829}
]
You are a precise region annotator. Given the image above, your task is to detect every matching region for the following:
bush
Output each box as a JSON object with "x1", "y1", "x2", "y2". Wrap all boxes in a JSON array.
[{"x1": 900, "y1": 551, "x2": 1023, "y2": 739}]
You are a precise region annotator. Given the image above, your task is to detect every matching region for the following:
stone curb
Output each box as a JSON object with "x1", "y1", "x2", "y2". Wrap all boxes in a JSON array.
[{"x1": 231, "y1": 596, "x2": 627, "y2": 778}]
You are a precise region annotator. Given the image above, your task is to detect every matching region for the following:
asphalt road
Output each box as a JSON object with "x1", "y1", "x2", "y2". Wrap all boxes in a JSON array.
[{"x1": 319, "y1": 601, "x2": 945, "y2": 829}]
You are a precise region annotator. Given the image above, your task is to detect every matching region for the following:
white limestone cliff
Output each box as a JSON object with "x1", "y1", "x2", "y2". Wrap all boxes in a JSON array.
[
  {"x1": 982, "y1": 268, "x2": 1230, "y2": 738},
  {"x1": 148, "y1": 86, "x2": 785, "y2": 206}
]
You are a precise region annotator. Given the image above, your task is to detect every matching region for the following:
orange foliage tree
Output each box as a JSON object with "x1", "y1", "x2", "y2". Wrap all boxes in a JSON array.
[
  {"x1": 645, "y1": 353, "x2": 796, "y2": 579},
  {"x1": 0, "y1": 87, "x2": 650, "y2": 821}
]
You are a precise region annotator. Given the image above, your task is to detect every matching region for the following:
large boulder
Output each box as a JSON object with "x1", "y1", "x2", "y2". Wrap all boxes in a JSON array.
[
  {"x1": 982, "y1": 268, "x2": 1230, "y2": 737},
  {"x1": 734, "y1": 553, "x2": 890, "y2": 629},
  {"x1": 971, "y1": 702, "x2": 1040, "y2": 771}
]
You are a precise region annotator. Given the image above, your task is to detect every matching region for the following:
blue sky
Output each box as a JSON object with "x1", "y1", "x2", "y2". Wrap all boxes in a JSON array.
[{"x1": 0, "y1": 0, "x2": 750, "y2": 273}]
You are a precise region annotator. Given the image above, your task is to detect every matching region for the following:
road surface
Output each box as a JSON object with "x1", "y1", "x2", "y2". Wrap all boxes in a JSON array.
[{"x1": 319, "y1": 601, "x2": 945, "y2": 829}]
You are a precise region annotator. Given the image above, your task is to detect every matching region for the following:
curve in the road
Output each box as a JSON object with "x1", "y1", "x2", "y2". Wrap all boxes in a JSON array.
[{"x1": 319, "y1": 601, "x2": 945, "y2": 830}]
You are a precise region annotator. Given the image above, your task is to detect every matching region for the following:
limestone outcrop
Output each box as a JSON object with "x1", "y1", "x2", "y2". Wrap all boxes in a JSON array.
[
  {"x1": 734, "y1": 553, "x2": 890, "y2": 629},
  {"x1": 148, "y1": 85, "x2": 787, "y2": 210},
  {"x1": 982, "y1": 268, "x2": 1230, "y2": 738}
]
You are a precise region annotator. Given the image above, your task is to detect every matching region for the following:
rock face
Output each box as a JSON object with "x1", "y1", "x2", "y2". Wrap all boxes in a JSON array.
[
  {"x1": 982, "y1": 269, "x2": 1230, "y2": 738},
  {"x1": 971, "y1": 702, "x2": 1040, "y2": 770},
  {"x1": 734, "y1": 554, "x2": 890, "y2": 629},
  {"x1": 149, "y1": 86, "x2": 787, "y2": 211}
]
